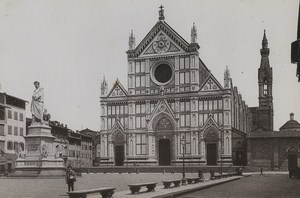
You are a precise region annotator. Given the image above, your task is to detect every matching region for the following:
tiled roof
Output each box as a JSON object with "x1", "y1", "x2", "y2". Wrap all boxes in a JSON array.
[{"x1": 279, "y1": 119, "x2": 300, "y2": 131}]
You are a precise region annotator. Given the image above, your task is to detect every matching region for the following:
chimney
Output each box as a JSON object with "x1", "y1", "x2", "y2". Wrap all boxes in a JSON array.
[{"x1": 290, "y1": 112, "x2": 294, "y2": 120}]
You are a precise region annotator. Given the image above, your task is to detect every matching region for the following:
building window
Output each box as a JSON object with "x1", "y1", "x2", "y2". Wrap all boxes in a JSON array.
[
  {"x1": 218, "y1": 113, "x2": 223, "y2": 126},
  {"x1": 180, "y1": 101, "x2": 190, "y2": 112},
  {"x1": 8, "y1": 110, "x2": 12, "y2": 119},
  {"x1": 203, "y1": 101, "x2": 208, "y2": 110},
  {"x1": 20, "y1": 142, "x2": 24, "y2": 151},
  {"x1": 7, "y1": 141, "x2": 13, "y2": 150},
  {"x1": 19, "y1": 113, "x2": 24, "y2": 121},
  {"x1": 208, "y1": 100, "x2": 213, "y2": 110},
  {"x1": 8, "y1": 125, "x2": 12, "y2": 135},
  {"x1": 199, "y1": 114, "x2": 204, "y2": 126},
  {"x1": 0, "y1": 125, "x2": 4, "y2": 136},
  {"x1": 14, "y1": 142, "x2": 19, "y2": 151},
  {"x1": 14, "y1": 126, "x2": 18, "y2": 136},
  {"x1": 180, "y1": 114, "x2": 190, "y2": 127},
  {"x1": 136, "y1": 62, "x2": 141, "y2": 73},
  {"x1": 135, "y1": 116, "x2": 145, "y2": 128},
  {"x1": 0, "y1": 107, "x2": 5, "y2": 120},
  {"x1": 136, "y1": 134, "x2": 146, "y2": 155},
  {"x1": 219, "y1": 100, "x2": 223, "y2": 109},
  {"x1": 180, "y1": 133, "x2": 191, "y2": 154},
  {"x1": 141, "y1": 62, "x2": 145, "y2": 73},
  {"x1": 19, "y1": 127, "x2": 24, "y2": 136},
  {"x1": 136, "y1": 76, "x2": 141, "y2": 87},
  {"x1": 179, "y1": 72, "x2": 190, "y2": 84},
  {"x1": 14, "y1": 112, "x2": 18, "y2": 120},
  {"x1": 199, "y1": 101, "x2": 203, "y2": 111}
]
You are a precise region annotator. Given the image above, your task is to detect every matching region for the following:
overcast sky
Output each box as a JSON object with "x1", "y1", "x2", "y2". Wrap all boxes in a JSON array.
[{"x1": 0, "y1": 0, "x2": 299, "y2": 131}]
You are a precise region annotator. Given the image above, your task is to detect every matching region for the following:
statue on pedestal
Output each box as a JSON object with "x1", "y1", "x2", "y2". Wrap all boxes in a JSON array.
[{"x1": 31, "y1": 81, "x2": 50, "y2": 125}]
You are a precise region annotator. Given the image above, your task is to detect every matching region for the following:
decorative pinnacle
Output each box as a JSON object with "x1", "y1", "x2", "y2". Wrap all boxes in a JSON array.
[
  {"x1": 191, "y1": 22, "x2": 197, "y2": 43},
  {"x1": 159, "y1": 5, "x2": 165, "y2": 21},
  {"x1": 262, "y1": 29, "x2": 268, "y2": 49},
  {"x1": 260, "y1": 29, "x2": 270, "y2": 56},
  {"x1": 128, "y1": 29, "x2": 135, "y2": 50},
  {"x1": 224, "y1": 66, "x2": 230, "y2": 79}
]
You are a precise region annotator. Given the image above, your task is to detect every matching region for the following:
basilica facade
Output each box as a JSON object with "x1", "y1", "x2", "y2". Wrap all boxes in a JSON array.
[{"x1": 99, "y1": 7, "x2": 250, "y2": 166}]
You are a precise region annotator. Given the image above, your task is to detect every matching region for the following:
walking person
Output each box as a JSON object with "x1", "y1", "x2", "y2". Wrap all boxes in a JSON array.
[
  {"x1": 260, "y1": 166, "x2": 263, "y2": 176},
  {"x1": 66, "y1": 165, "x2": 76, "y2": 192}
]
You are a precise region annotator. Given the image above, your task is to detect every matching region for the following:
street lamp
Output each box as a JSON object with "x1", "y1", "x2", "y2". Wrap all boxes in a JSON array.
[{"x1": 180, "y1": 137, "x2": 186, "y2": 184}]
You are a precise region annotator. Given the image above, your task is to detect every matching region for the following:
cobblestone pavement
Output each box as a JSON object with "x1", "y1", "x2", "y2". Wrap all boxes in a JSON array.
[
  {"x1": 179, "y1": 174, "x2": 300, "y2": 198},
  {"x1": 0, "y1": 172, "x2": 207, "y2": 198}
]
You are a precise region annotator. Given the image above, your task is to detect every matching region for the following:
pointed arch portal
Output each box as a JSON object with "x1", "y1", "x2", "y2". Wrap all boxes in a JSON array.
[{"x1": 112, "y1": 130, "x2": 125, "y2": 166}]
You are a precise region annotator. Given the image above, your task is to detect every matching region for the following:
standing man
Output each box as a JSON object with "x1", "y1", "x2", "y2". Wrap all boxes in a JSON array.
[
  {"x1": 31, "y1": 81, "x2": 44, "y2": 124},
  {"x1": 65, "y1": 165, "x2": 76, "y2": 192}
]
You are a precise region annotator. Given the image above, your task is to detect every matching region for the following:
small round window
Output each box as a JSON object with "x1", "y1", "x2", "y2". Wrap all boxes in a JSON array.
[{"x1": 153, "y1": 64, "x2": 173, "y2": 84}]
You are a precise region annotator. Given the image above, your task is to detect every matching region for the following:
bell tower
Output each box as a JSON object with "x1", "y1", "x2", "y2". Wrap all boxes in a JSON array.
[
  {"x1": 258, "y1": 30, "x2": 273, "y2": 108},
  {"x1": 257, "y1": 30, "x2": 273, "y2": 131}
]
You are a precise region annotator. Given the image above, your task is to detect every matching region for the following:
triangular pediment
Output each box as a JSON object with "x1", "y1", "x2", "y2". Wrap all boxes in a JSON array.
[
  {"x1": 202, "y1": 114, "x2": 220, "y2": 130},
  {"x1": 200, "y1": 74, "x2": 223, "y2": 92},
  {"x1": 140, "y1": 31, "x2": 186, "y2": 57},
  {"x1": 148, "y1": 99, "x2": 177, "y2": 131},
  {"x1": 107, "y1": 79, "x2": 128, "y2": 98},
  {"x1": 110, "y1": 118, "x2": 125, "y2": 134},
  {"x1": 133, "y1": 21, "x2": 190, "y2": 57}
]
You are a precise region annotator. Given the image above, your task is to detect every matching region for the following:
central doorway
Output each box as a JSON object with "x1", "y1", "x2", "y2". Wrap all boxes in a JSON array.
[
  {"x1": 114, "y1": 145, "x2": 124, "y2": 166},
  {"x1": 288, "y1": 154, "x2": 297, "y2": 170},
  {"x1": 159, "y1": 139, "x2": 171, "y2": 166},
  {"x1": 207, "y1": 143, "x2": 217, "y2": 165}
]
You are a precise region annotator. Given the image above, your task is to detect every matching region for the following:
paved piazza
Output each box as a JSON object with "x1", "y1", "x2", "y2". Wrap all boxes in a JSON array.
[
  {"x1": 0, "y1": 173, "x2": 299, "y2": 198},
  {"x1": 0, "y1": 173, "x2": 207, "y2": 198},
  {"x1": 180, "y1": 174, "x2": 300, "y2": 198}
]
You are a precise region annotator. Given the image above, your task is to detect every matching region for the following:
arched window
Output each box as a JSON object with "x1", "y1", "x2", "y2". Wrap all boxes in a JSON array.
[
  {"x1": 101, "y1": 140, "x2": 106, "y2": 157},
  {"x1": 263, "y1": 80, "x2": 268, "y2": 96},
  {"x1": 129, "y1": 139, "x2": 133, "y2": 155},
  {"x1": 192, "y1": 138, "x2": 197, "y2": 155},
  {"x1": 225, "y1": 137, "x2": 230, "y2": 154}
]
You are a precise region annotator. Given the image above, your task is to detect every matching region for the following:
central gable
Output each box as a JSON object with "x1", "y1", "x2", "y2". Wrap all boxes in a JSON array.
[
  {"x1": 134, "y1": 21, "x2": 190, "y2": 57},
  {"x1": 140, "y1": 31, "x2": 186, "y2": 57}
]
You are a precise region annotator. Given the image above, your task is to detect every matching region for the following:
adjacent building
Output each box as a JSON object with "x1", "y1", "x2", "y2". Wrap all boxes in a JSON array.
[
  {"x1": 0, "y1": 92, "x2": 26, "y2": 174},
  {"x1": 99, "y1": 7, "x2": 250, "y2": 166}
]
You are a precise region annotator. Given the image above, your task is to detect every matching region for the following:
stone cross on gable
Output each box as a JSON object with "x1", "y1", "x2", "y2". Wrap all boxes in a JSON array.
[{"x1": 159, "y1": 5, "x2": 165, "y2": 21}]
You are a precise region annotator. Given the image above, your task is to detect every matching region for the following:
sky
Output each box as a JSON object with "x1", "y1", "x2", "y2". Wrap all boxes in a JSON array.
[{"x1": 0, "y1": 0, "x2": 299, "y2": 131}]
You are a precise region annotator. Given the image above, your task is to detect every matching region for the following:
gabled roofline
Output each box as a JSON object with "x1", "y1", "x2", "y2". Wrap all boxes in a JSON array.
[
  {"x1": 130, "y1": 21, "x2": 190, "y2": 57},
  {"x1": 106, "y1": 79, "x2": 128, "y2": 98}
]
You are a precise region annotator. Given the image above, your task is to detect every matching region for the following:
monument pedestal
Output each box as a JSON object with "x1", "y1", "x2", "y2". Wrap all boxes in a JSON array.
[{"x1": 15, "y1": 124, "x2": 65, "y2": 177}]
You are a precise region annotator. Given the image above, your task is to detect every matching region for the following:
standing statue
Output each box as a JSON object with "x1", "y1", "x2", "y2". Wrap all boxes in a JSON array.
[{"x1": 31, "y1": 81, "x2": 44, "y2": 124}]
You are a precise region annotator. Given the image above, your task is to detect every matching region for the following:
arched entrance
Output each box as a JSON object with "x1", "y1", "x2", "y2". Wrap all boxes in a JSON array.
[
  {"x1": 154, "y1": 116, "x2": 174, "y2": 166},
  {"x1": 204, "y1": 127, "x2": 219, "y2": 166},
  {"x1": 287, "y1": 146, "x2": 298, "y2": 170},
  {"x1": 112, "y1": 130, "x2": 125, "y2": 166}
]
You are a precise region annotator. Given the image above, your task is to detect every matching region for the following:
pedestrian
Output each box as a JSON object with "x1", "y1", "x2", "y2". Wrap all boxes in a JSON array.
[
  {"x1": 65, "y1": 165, "x2": 76, "y2": 192},
  {"x1": 260, "y1": 166, "x2": 263, "y2": 176}
]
